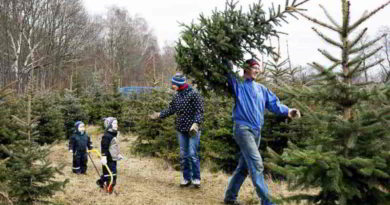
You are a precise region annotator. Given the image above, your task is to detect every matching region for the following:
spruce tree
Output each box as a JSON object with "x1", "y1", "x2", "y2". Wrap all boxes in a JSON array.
[
  {"x1": 175, "y1": 0, "x2": 310, "y2": 95},
  {"x1": 266, "y1": 1, "x2": 390, "y2": 204},
  {"x1": 34, "y1": 93, "x2": 65, "y2": 145},
  {"x1": 60, "y1": 90, "x2": 88, "y2": 139},
  {"x1": 0, "y1": 80, "x2": 68, "y2": 204},
  {"x1": 0, "y1": 83, "x2": 15, "y2": 205},
  {"x1": 0, "y1": 83, "x2": 19, "y2": 158}
]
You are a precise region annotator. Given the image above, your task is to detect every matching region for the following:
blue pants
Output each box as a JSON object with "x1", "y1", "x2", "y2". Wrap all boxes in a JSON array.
[
  {"x1": 177, "y1": 131, "x2": 201, "y2": 181},
  {"x1": 224, "y1": 123, "x2": 274, "y2": 205},
  {"x1": 72, "y1": 151, "x2": 88, "y2": 174}
]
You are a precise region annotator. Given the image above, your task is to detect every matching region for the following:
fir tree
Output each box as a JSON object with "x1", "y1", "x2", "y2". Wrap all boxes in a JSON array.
[
  {"x1": 60, "y1": 90, "x2": 88, "y2": 139},
  {"x1": 34, "y1": 92, "x2": 65, "y2": 145},
  {"x1": 175, "y1": 0, "x2": 310, "y2": 95},
  {"x1": 0, "y1": 80, "x2": 68, "y2": 204},
  {"x1": 267, "y1": 1, "x2": 390, "y2": 204},
  {"x1": 0, "y1": 83, "x2": 19, "y2": 158}
]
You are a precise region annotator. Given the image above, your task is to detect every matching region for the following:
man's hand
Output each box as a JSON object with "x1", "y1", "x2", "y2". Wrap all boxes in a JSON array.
[
  {"x1": 190, "y1": 123, "x2": 199, "y2": 136},
  {"x1": 117, "y1": 154, "x2": 124, "y2": 161},
  {"x1": 288, "y1": 108, "x2": 301, "y2": 119},
  {"x1": 100, "y1": 156, "x2": 107, "y2": 165},
  {"x1": 149, "y1": 112, "x2": 160, "y2": 120},
  {"x1": 69, "y1": 149, "x2": 73, "y2": 153}
]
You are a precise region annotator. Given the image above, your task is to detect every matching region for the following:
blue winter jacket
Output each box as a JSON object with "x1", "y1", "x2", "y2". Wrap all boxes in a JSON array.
[
  {"x1": 69, "y1": 131, "x2": 93, "y2": 153},
  {"x1": 227, "y1": 73, "x2": 289, "y2": 130}
]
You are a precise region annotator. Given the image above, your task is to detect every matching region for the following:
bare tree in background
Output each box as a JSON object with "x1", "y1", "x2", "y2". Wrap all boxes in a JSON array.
[
  {"x1": 0, "y1": 1, "x2": 175, "y2": 92},
  {"x1": 0, "y1": 0, "x2": 93, "y2": 92},
  {"x1": 376, "y1": 26, "x2": 390, "y2": 83}
]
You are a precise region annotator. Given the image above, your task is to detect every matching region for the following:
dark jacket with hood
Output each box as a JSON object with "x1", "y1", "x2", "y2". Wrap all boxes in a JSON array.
[
  {"x1": 69, "y1": 131, "x2": 93, "y2": 153},
  {"x1": 101, "y1": 130, "x2": 120, "y2": 161}
]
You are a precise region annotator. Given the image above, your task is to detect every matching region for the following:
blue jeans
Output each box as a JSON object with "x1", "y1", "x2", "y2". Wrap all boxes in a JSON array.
[
  {"x1": 177, "y1": 131, "x2": 201, "y2": 181},
  {"x1": 224, "y1": 123, "x2": 274, "y2": 205}
]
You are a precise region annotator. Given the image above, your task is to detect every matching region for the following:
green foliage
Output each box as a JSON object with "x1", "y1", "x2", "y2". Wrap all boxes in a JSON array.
[
  {"x1": 130, "y1": 90, "x2": 179, "y2": 163},
  {"x1": 60, "y1": 90, "x2": 88, "y2": 139},
  {"x1": 175, "y1": 0, "x2": 309, "y2": 95},
  {"x1": 1, "y1": 141, "x2": 68, "y2": 204},
  {"x1": 33, "y1": 93, "x2": 65, "y2": 145},
  {"x1": 0, "y1": 82, "x2": 68, "y2": 204},
  {"x1": 0, "y1": 98, "x2": 20, "y2": 158},
  {"x1": 266, "y1": 1, "x2": 390, "y2": 204}
]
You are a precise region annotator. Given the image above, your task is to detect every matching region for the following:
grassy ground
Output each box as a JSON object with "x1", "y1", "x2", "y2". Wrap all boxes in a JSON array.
[{"x1": 48, "y1": 126, "x2": 313, "y2": 205}]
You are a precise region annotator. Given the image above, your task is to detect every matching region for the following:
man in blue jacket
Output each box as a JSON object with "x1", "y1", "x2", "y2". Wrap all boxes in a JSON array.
[{"x1": 223, "y1": 59, "x2": 301, "y2": 205}]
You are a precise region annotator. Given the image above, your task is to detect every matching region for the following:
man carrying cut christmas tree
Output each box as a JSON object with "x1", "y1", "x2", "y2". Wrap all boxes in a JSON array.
[
  {"x1": 150, "y1": 73, "x2": 204, "y2": 188},
  {"x1": 223, "y1": 59, "x2": 301, "y2": 205}
]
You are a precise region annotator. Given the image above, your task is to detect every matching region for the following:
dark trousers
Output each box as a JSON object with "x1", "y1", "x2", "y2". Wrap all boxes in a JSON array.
[
  {"x1": 72, "y1": 151, "x2": 88, "y2": 174},
  {"x1": 100, "y1": 160, "x2": 117, "y2": 187}
]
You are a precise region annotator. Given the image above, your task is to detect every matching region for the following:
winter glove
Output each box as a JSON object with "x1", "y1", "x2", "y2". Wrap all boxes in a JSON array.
[
  {"x1": 288, "y1": 108, "x2": 301, "y2": 119},
  {"x1": 149, "y1": 112, "x2": 160, "y2": 120},
  {"x1": 100, "y1": 156, "x2": 107, "y2": 165},
  {"x1": 189, "y1": 123, "x2": 199, "y2": 136}
]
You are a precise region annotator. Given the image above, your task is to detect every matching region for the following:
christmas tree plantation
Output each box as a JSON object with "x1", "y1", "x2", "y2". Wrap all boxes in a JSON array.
[
  {"x1": 266, "y1": 1, "x2": 390, "y2": 204},
  {"x1": 0, "y1": 81, "x2": 68, "y2": 204}
]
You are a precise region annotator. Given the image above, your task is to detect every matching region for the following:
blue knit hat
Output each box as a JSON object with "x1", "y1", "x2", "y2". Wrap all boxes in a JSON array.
[
  {"x1": 171, "y1": 73, "x2": 186, "y2": 86},
  {"x1": 74, "y1": 121, "x2": 84, "y2": 129}
]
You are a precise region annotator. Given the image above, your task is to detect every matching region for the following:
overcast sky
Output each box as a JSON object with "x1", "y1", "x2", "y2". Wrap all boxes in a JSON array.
[{"x1": 82, "y1": 0, "x2": 390, "y2": 66}]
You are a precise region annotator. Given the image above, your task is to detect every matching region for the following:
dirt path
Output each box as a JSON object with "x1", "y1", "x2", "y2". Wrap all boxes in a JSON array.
[{"x1": 48, "y1": 126, "x2": 298, "y2": 205}]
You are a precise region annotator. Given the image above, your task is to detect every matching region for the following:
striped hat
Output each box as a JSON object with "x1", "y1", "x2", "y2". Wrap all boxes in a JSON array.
[
  {"x1": 171, "y1": 73, "x2": 186, "y2": 86},
  {"x1": 104, "y1": 117, "x2": 117, "y2": 131}
]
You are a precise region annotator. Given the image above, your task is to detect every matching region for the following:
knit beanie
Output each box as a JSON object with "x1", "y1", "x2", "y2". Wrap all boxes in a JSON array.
[
  {"x1": 104, "y1": 117, "x2": 117, "y2": 131},
  {"x1": 171, "y1": 73, "x2": 186, "y2": 87},
  {"x1": 245, "y1": 59, "x2": 260, "y2": 68},
  {"x1": 74, "y1": 121, "x2": 84, "y2": 129}
]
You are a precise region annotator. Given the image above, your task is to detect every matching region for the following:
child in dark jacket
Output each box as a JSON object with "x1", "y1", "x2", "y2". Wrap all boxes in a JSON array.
[
  {"x1": 69, "y1": 121, "x2": 93, "y2": 174},
  {"x1": 96, "y1": 117, "x2": 123, "y2": 193}
]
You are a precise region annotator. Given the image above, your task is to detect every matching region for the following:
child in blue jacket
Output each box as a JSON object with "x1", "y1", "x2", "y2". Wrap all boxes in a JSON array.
[{"x1": 69, "y1": 121, "x2": 93, "y2": 174}]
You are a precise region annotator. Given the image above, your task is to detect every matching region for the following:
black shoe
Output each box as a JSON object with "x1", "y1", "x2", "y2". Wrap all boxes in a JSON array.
[
  {"x1": 96, "y1": 179, "x2": 104, "y2": 189},
  {"x1": 224, "y1": 199, "x2": 241, "y2": 205}
]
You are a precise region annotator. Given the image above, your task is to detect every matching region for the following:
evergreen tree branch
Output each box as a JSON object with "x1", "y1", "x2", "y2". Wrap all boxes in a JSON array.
[
  {"x1": 349, "y1": 0, "x2": 390, "y2": 32},
  {"x1": 319, "y1": 4, "x2": 341, "y2": 29},
  {"x1": 318, "y1": 49, "x2": 341, "y2": 63},
  {"x1": 350, "y1": 34, "x2": 386, "y2": 54},
  {"x1": 348, "y1": 28, "x2": 368, "y2": 51},
  {"x1": 357, "y1": 59, "x2": 384, "y2": 76},
  {"x1": 296, "y1": 10, "x2": 339, "y2": 33},
  {"x1": 312, "y1": 28, "x2": 342, "y2": 49},
  {"x1": 264, "y1": 0, "x2": 310, "y2": 26},
  {"x1": 348, "y1": 47, "x2": 382, "y2": 68}
]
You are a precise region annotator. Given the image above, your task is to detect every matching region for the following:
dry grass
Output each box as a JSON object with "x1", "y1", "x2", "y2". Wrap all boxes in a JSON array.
[{"x1": 48, "y1": 126, "x2": 314, "y2": 205}]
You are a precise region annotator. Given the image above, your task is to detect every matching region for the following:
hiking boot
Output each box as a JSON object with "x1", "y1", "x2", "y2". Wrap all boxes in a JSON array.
[
  {"x1": 107, "y1": 185, "x2": 114, "y2": 194},
  {"x1": 180, "y1": 178, "x2": 191, "y2": 187},
  {"x1": 224, "y1": 199, "x2": 241, "y2": 205},
  {"x1": 192, "y1": 179, "x2": 201, "y2": 188}
]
